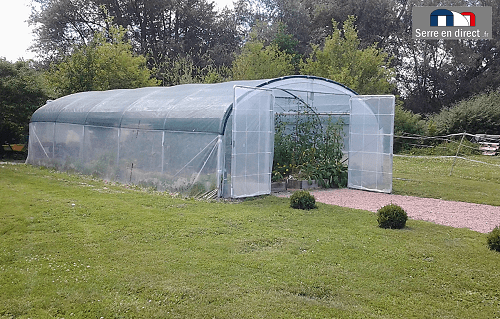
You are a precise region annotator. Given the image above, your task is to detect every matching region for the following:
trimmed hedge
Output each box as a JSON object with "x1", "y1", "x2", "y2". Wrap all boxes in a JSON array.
[
  {"x1": 487, "y1": 226, "x2": 500, "y2": 252},
  {"x1": 377, "y1": 204, "x2": 408, "y2": 229},
  {"x1": 290, "y1": 190, "x2": 317, "y2": 210}
]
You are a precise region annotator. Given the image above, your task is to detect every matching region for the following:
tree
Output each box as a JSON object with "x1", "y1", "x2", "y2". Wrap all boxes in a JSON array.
[
  {"x1": 30, "y1": 0, "x2": 242, "y2": 83},
  {"x1": 31, "y1": 0, "x2": 500, "y2": 111},
  {"x1": 301, "y1": 16, "x2": 394, "y2": 95},
  {"x1": 45, "y1": 23, "x2": 158, "y2": 97},
  {"x1": 0, "y1": 59, "x2": 48, "y2": 145},
  {"x1": 391, "y1": 0, "x2": 500, "y2": 114},
  {"x1": 272, "y1": 23, "x2": 302, "y2": 71},
  {"x1": 235, "y1": 0, "x2": 398, "y2": 63},
  {"x1": 30, "y1": 0, "x2": 106, "y2": 60},
  {"x1": 232, "y1": 39, "x2": 295, "y2": 80},
  {"x1": 307, "y1": 0, "x2": 397, "y2": 49}
]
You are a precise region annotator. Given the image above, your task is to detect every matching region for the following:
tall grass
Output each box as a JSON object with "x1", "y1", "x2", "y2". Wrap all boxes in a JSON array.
[{"x1": 1, "y1": 163, "x2": 500, "y2": 318}]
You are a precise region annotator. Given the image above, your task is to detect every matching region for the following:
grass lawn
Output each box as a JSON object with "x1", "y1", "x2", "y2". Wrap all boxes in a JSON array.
[
  {"x1": 1, "y1": 162, "x2": 500, "y2": 318},
  {"x1": 393, "y1": 155, "x2": 500, "y2": 206}
]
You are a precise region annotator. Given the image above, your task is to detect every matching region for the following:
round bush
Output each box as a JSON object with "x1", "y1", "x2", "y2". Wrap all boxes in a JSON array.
[
  {"x1": 487, "y1": 226, "x2": 500, "y2": 252},
  {"x1": 290, "y1": 190, "x2": 317, "y2": 210},
  {"x1": 377, "y1": 204, "x2": 408, "y2": 229}
]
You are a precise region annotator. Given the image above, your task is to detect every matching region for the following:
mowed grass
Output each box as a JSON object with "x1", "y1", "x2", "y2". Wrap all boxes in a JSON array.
[
  {"x1": 1, "y1": 163, "x2": 500, "y2": 318},
  {"x1": 393, "y1": 155, "x2": 500, "y2": 206}
]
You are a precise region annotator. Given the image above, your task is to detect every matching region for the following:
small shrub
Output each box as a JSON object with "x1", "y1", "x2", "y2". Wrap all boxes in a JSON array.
[
  {"x1": 290, "y1": 190, "x2": 317, "y2": 210},
  {"x1": 377, "y1": 204, "x2": 408, "y2": 229},
  {"x1": 487, "y1": 226, "x2": 500, "y2": 252}
]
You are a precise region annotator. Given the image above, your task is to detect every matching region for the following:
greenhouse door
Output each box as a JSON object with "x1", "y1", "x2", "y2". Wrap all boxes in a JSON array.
[
  {"x1": 231, "y1": 86, "x2": 274, "y2": 198},
  {"x1": 348, "y1": 95, "x2": 395, "y2": 193}
]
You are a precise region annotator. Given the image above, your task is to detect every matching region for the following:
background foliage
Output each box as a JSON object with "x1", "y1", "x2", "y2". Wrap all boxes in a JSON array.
[
  {"x1": 429, "y1": 91, "x2": 500, "y2": 136},
  {"x1": 0, "y1": 59, "x2": 48, "y2": 146},
  {"x1": 1, "y1": 0, "x2": 500, "y2": 145},
  {"x1": 300, "y1": 16, "x2": 394, "y2": 95},
  {"x1": 45, "y1": 23, "x2": 158, "y2": 97},
  {"x1": 26, "y1": 0, "x2": 500, "y2": 112},
  {"x1": 232, "y1": 40, "x2": 295, "y2": 80}
]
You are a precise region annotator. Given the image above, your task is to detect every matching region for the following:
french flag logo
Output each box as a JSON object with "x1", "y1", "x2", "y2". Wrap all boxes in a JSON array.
[{"x1": 430, "y1": 9, "x2": 476, "y2": 27}]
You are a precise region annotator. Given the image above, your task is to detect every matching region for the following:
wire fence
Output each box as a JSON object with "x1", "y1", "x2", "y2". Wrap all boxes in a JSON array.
[{"x1": 394, "y1": 132, "x2": 500, "y2": 175}]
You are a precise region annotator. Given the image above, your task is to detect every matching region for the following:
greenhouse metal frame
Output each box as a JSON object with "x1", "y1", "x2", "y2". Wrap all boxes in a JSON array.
[{"x1": 27, "y1": 75, "x2": 395, "y2": 197}]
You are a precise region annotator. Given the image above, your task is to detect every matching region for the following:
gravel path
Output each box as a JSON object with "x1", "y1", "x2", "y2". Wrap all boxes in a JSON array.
[{"x1": 304, "y1": 188, "x2": 500, "y2": 233}]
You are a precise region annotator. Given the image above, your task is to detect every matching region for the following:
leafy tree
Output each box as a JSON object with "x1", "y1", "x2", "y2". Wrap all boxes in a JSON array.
[
  {"x1": 0, "y1": 59, "x2": 48, "y2": 146},
  {"x1": 45, "y1": 23, "x2": 158, "y2": 97},
  {"x1": 30, "y1": 0, "x2": 106, "y2": 60},
  {"x1": 31, "y1": 0, "x2": 500, "y2": 113},
  {"x1": 233, "y1": 0, "x2": 311, "y2": 56},
  {"x1": 31, "y1": 0, "x2": 241, "y2": 83},
  {"x1": 202, "y1": 65, "x2": 233, "y2": 83},
  {"x1": 392, "y1": 0, "x2": 500, "y2": 114},
  {"x1": 243, "y1": 0, "x2": 500, "y2": 115},
  {"x1": 307, "y1": 0, "x2": 397, "y2": 49},
  {"x1": 301, "y1": 16, "x2": 394, "y2": 95},
  {"x1": 235, "y1": 0, "x2": 397, "y2": 66},
  {"x1": 151, "y1": 54, "x2": 202, "y2": 86},
  {"x1": 232, "y1": 39, "x2": 295, "y2": 80},
  {"x1": 272, "y1": 23, "x2": 302, "y2": 70}
]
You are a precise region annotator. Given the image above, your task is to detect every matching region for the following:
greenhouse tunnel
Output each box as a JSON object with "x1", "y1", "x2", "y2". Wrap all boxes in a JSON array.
[{"x1": 27, "y1": 75, "x2": 395, "y2": 198}]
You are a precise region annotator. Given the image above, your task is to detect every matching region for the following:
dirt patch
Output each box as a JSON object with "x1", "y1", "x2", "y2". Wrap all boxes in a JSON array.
[{"x1": 277, "y1": 188, "x2": 500, "y2": 233}]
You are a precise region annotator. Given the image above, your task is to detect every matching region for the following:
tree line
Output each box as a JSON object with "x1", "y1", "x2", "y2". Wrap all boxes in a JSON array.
[{"x1": 1, "y1": 0, "x2": 499, "y2": 145}]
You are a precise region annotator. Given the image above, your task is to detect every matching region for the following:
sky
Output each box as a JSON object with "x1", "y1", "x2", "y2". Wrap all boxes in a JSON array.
[
  {"x1": 0, "y1": 0, "x2": 235, "y2": 63},
  {"x1": 0, "y1": 0, "x2": 36, "y2": 62}
]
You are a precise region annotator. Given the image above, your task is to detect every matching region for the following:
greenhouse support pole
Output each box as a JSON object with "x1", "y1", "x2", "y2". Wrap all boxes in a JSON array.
[
  {"x1": 161, "y1": 131, "x2": 165, "y2": 173},
  {"x1": 216, "y1": 135, "x2": 223, "y2": 197},
  {"x1": 80, "y1": 125, "x2": 85, "y2": 159},
  {"x1": 52, "y1": 123, "x2": 55, "y2": 159},
  {"x1": 117, "y1": 128, "x2": 121, "y2": 169}
]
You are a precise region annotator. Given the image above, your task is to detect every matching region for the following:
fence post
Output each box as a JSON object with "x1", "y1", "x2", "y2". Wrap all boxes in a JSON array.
[{"x1": 449, "y1": 132, "x2": 465, "y2": 176}]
